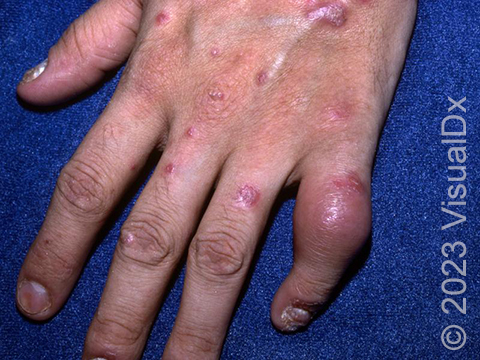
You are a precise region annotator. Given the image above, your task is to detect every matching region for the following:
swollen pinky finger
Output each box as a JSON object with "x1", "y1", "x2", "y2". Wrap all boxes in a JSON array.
[{"x1": 271, "y1": 163, "x2": 372, "y2": 332}]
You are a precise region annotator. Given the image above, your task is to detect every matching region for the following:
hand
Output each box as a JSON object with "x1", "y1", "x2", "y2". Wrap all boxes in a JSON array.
[{"x1": 16, "y1": 0, "x2": 417, "y2": 359}]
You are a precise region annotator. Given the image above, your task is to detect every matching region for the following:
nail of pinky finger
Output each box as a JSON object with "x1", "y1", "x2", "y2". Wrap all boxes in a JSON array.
[
  {"x1": 271, "y1": 171, "x2": 372, "y2": 332},
  {"x1": 17, "y1": 0, "x2": 142, "y2": 106}
]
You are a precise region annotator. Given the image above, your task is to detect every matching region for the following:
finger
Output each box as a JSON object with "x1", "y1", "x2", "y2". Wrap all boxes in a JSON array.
[
  {"x1": 16, "y1": 89, "x2": 168, "y2": 321},
  {"x1": 83, "y1": 137, "x2": 223, "y2": 360},
  {"x1": 163, "y1": 155, "x2": 291, "y2": 360},
  {"x1": 270, "y1": 163, "x2": 372, "y2": 332},
  {"x1": 17, "y1": 0, "x2": 142, "y2": 106}
]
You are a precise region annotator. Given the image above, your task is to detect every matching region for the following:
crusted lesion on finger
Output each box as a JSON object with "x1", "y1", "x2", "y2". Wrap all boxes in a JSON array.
[
  {"x1": 331, "y1": 171, "x2": 367, "y2": 195},
  {"x1": 234, "y1": 184, "x2": 261, "y2": 209}
]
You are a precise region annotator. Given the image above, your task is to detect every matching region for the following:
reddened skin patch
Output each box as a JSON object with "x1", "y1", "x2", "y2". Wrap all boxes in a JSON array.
[
  {"x1": 235, "y1": 185, "x2": 260, "y2": 208},
  {"x1": 155, "y1": 11, "x2": 171, "y2": 26}
]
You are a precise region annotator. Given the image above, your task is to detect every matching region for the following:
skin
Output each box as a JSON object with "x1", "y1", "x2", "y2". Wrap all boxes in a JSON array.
[{"x1": 16, "y1": 0, "x2": 417, "y2": 359}]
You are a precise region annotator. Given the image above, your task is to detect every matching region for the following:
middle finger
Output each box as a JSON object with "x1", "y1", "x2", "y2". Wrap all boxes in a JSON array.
[{"x1": 83, "y1": 129, "x2": 224, "y2": 360}]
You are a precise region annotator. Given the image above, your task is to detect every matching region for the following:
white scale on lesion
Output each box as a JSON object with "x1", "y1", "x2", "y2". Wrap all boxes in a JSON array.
[{"x1": 306, "y1": 3, "x2": 346, "y2": 26}]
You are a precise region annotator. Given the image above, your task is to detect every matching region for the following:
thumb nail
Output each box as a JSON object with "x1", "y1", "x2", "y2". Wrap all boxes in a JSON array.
[{"x1": 21, "y1": 59, "x2": 48, "y2": 83}]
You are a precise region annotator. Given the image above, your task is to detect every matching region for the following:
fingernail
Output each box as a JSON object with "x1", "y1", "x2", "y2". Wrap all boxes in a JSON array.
[
  {"x1": 21, "y1": 59, "x2": 48, "y2": 83},
  {"x1": 17, "y1": 280, "x2": 51, "y2": 315},
  {"x1": 280, "y1": 306, "x2": 312, "y2": 332}
]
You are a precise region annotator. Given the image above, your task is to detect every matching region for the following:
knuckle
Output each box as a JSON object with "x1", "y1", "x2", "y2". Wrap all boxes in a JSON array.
[
  {"x1": 172, "y1": 325, "x2": 218, "y2": 356},
  {"x1": 271, "y1": 85, "x2": 310, "y2": 119},
  {"x1": 57, "y1": 17, "x2": 91, "y2": 64},
  {"x1": 122, "y1": 56, "x2": 163, "y2": 104},
  {"x1": 190, "y1": 228, "x2": 249, "y2": 278},
  {"x1": 55, "y1": 158, "x2": 111, "y2": 219},
  {"x1": 93, "y1": 309, "x2": 143, "y2": 347},
  {"x1": 313, "y1": 94, "x2": 375, "y2": 137},
  {"x1": 29, "y1": 238, "x2": 77, "y2": 283},
  {"x1": 120, "y1": 39, "x2": 183, "y2": 107},
  {"x1": 118, "y1": 213, "x2": 178, "y2": 267}
]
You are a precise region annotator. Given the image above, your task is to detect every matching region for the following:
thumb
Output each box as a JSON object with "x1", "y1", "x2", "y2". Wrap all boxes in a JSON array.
[{"x1": 17, "y1": 0, "x2": 142, "y2": 106}]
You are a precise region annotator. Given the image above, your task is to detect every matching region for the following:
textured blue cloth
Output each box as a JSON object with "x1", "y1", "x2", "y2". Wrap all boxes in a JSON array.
[{"x1": 1, "y1": 1, "x2": 479, "y2": 359}]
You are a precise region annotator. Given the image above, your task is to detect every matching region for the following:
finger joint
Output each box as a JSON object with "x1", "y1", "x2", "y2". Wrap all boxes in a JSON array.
[
  {"x1": 190, "y1": 230, "x2": 249, "y2": 278},
  {"x1": 56, "y1": 158, "x2": 112, "y2": 220},
  {"x1": 118, "y1": 214, "x2": 178, "y2": 268}
]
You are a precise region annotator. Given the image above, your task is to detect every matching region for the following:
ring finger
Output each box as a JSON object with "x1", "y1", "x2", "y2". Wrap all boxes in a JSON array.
[{"x1": 163, "y1": 152, "x2": 294, "y2": 359}]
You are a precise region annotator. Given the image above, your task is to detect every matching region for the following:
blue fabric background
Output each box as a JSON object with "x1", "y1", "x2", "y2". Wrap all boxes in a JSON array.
[{"x1": 1, "y1": 1, "x2": 479, "y2": 359}]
